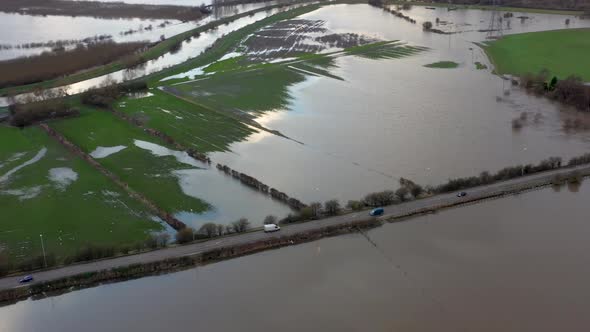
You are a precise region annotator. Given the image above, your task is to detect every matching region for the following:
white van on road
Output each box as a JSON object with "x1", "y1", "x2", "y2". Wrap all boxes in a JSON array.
[{"x1": 264, "y1": 224, "x2": 281, "y2": 233}]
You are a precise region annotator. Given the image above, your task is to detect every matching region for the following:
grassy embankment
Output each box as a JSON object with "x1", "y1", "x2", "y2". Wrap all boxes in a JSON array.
[
  {"x1": 0, "y1": 2, "x2": 311, "y2": 97},
  {"x1": 388, "y1": 1, "x2": 584, "y2": 15},
  {"x1": 49, "y1": 107, "x2": 211, "y2": 215},
  {"x1": 0, "y1": 126, "x2": 163, "y2": 260},
  {"x1": 484, "y1": 28, "x2": 590, "y2": 81}
]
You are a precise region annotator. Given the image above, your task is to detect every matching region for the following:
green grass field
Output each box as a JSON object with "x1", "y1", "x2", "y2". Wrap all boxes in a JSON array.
[
  {"x1": 0, "y1": 126, "x2": 163, "y2": 261},
  {"x1": 49, "y1": 108, "x2": 211, "y2": 216},
  {"x1": 389, "y1": 1, "x2": 584, "y2": 15},
  {"x1": 485, "y1": 29, "x2": 590, "y2": 81},
  {"x1": 115, "y1": 90, "x2": 256, "y2": 153}
]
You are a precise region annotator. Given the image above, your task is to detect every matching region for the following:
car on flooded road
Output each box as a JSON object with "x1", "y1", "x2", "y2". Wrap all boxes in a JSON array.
[
  {"x1": 370, "y1": 208, "x2": 384, "y2": 216},
  {"x1": 19, "y1": 275, "x2": 33, "y2": 284}
]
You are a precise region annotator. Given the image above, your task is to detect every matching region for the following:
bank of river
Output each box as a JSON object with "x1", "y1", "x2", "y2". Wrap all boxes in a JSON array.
[{"x1": 1, "y1": 181, "x2": 589, "y2": 331}]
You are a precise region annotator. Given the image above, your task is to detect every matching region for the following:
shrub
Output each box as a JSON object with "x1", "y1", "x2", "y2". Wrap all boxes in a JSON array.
[
  {"x1": 423, "y1": 21, "x2": 433, "y2": 30},
  {"x1": 0, "y1": 251, "x2": 11, "y2": 277},
  {"x1": 176, "y1": 227, "x2": 195, "y2": 244},
  {"x1": 9, "y1": 99, "x2": 79, "y2": 127},
  {"x1": 346, "y1": 200, "x2": 365, "y2": 211},
  {"x1": 363, "y1": 190, "x2": 395, "y2": 207},
  {"x1": 264, "y1": 215, "x2": 278, "y2": 225},
  {"x1": 279, "y1": 213, "x2": 302, "y2": 225}
]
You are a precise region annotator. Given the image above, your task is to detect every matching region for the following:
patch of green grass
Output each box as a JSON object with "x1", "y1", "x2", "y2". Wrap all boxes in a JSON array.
[
  {"x1": 0, "y1": 126, "x2": 162, "y2": 261},
  {"x1": 49, "y1": 108, "x2": 210, "y2": 215},
  {"x1": 174, "y1": 65, "x2": 307, "y2": 115},
  {"x1": 484, "y1": 28, "x2": 590, "y2": 81},
  {"x1": 389, "y1": 1, "x2": 583, "y2": 15},
  {"x1": 115, "y1": 89, "x2": 256, "y2": 153},
  {"x1": 203, "y1": 55, "x2": 247, "y2": 73},
  {"x1": 475, "y1": 61, "x2": 488, "y2": 70},
  {"x1": 424, "y1": 61, "x2": 459, "y2": 69}
]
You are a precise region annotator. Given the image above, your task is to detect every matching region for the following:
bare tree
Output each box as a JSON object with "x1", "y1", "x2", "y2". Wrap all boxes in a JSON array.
[
  {"x1": 232, "y1": 218, "x2": 250, "y2": 233},
  {"x1": 216, "y1": 224, "x2": 225, "y2": 237},
  {"x1": 324, "y1": 199, "x2": 341, "y2": 216},
  {"x1": 395, "y1": 187, "x2": 409, "y2": 202},
  {"x1": 346, "y1": 200, "x2": 364, "y2": 211},
  {"x1": 199, "y1": 223, "x2": 218, "y2": 238},
  {"x1": 309, "y1": 202, "x2": 322, "y2": 219},
  {"x1": 264, "y1": 215, "x2": 278, "y2": 225}
]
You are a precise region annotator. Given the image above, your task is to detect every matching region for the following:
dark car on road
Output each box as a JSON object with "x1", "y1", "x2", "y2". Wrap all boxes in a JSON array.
[
  {"x1": 457, "y1": 192, "x2": 467, "y2": 197},
  {"x1": 19, "y1": 275, "x2": 33, "y2": 284},
  {"x1": 370, "y1": 208, "x2": 384, "y2": 216}
]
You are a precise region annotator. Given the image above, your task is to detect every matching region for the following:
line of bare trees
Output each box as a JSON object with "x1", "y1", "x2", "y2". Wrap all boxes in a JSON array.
[
  {"x1": 216, "y1": 163, "x2": 307, "y2": 210},
  {"x1": 0, "y1": 41, "x2": 150, "y2": 89},
  {"x1": 368, "y1": 0, "x2": 417, "y2": 23},
  {"x1": 176, "y1": 218, "x2": 251, "y2": 243},
  {"x1": 0, "y1": 34, "x2": 112, "y2": 51},
  {"x1": 0, "y1": 0, "x2": 209, "y2": 21},
  {"x1": 279, "y1": 153, "x2": 590, "y2": 226}
]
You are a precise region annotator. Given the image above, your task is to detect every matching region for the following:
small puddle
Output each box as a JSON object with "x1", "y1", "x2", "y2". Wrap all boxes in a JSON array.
[{"x1": 48, "y1": 167, "x2": 79, "y2": 191}]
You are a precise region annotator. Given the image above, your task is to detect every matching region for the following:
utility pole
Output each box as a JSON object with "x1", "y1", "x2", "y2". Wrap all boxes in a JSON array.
[{"x1": 40, "y1": 234, "x2": 47, "y2": 268}]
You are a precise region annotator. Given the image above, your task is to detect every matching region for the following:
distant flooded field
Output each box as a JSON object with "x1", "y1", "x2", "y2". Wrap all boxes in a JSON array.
[{"x1": 3, "y1": 182, "x2": 590, "y2": 331}]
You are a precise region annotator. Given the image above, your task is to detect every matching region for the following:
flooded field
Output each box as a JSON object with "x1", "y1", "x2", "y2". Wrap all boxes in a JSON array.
[
  {"x1": 0, "y1": 5, "x2": 301, "y2": 105},
  {"x1": 3, "y1": 183, "x2": 590, "y2": 331},
  {"x1": 186, "y1": 4, "x2": 590, "y2": 202},
  {"x1": 0, "y1": 126, "x2": 166, "y2": 259},
  {"x1": 0, "y1": 2, "x2": 277, "y2": 61},
  {"x1": 49, "y1": 108, "x2": 291, "y2": 230}
]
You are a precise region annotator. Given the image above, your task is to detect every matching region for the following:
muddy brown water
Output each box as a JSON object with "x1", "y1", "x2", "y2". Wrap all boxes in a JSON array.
[
  {"x1": 208, "y1": 4, "x2": 590, "y2": 203},
  {"x1": 2, "y1": 183, "x2": 590, "y2": 331}
]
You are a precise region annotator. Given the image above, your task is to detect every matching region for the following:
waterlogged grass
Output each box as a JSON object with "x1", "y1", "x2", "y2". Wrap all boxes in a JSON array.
[
  {"x1": 475, "y1": 62, "x2": 488, "y2": 70},
  {"x1": 0, "y1": 3, "x2": 312, "y2": 97},
  {"x1": 0, "y1": 126, "x2": 162, "y2": 261},
  {"x1": 485, "y1": 29, "x2": 590, "y2": 80},
  {"x1": 424, "y1": 61, "x2": 459, "y2": 69},
  {"x1": 49, "y1": 108, "x2": 211, "y2": 215},
  {"x1": 115, "y1": 89, "x2": 256, "y2": 153},
  {"x1": 171, "y1": 41, "x2": 427, "y2": 115},
  {"x1": 148, "y1": 4, "x2": 322, "y2": 84},
  {"x1": 175, "y1": 64, "x2": 307, "y2": 115}
]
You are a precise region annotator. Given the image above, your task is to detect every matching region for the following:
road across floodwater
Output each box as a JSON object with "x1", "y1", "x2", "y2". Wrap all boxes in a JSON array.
[{"x1": 0, "y1": 162, "x2": 589, "y2": 293}]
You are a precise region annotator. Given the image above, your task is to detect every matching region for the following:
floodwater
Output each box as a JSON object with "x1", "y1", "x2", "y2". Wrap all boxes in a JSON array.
[
  {"x1": 0, "y1": 2, "x2": 278, "y2": 60},
  {"x1": 2, "y1": 183, "x2": 590, "y2": 331},
  {"x1": 133, "y1": 139, "x2": 292, "y2": 228},
  {"x1": 207, "y1": 4, "x2": 590, "y2": 202},
  {"x1": 0, "y1": 4, "x2": 299, "y2": 106}
]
